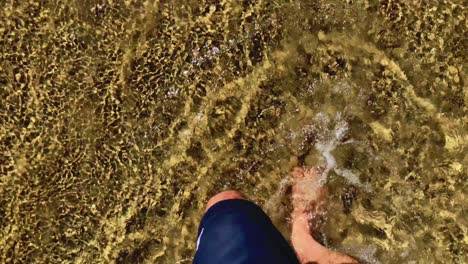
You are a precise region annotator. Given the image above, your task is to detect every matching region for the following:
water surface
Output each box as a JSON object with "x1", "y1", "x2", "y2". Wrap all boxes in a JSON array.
[{"x1": 0, "y1": 0, "x2": 466, "y2": 263}]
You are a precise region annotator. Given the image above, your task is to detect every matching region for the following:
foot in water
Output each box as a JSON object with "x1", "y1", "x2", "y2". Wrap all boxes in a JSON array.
[{"x1": 291, "y1": 167, "x2": 358, "y2": 264}]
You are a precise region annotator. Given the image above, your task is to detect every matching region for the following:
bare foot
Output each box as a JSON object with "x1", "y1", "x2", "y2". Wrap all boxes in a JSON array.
[
  {"x1": 290, "y1": 167, "x2": 358, "y2": 264},
  {"x1": 291, "y1": 167, "x2": 327, "y2": 218}
]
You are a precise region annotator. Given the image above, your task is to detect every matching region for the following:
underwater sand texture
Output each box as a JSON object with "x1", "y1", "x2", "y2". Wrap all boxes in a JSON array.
[{"x1": 0, "y1": 0, "x2": 466, "y2": 263}]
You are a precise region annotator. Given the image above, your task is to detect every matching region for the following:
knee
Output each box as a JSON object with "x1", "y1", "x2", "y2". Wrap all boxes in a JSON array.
[{"x1": 206, "y1": 190, "x2": 245, "y2": 212}]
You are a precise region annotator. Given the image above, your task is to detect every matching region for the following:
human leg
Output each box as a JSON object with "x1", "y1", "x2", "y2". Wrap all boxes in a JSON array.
[
  {"x1": 290, "y1": 167, "x2": 358, "y2": 264},
  {"x1": 205, "y1": 190, "x2": 245, "y2": 212}
]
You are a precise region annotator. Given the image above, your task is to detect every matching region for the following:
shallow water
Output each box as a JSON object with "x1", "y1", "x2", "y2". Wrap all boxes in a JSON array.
[{"x1": 0, "y1": 0, "x2": 466, "y2": 263}]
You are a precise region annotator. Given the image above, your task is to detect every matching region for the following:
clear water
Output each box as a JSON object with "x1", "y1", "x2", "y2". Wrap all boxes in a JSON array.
[{"x1": 0, "y1": 1, "x2": 466, "y2": 263}]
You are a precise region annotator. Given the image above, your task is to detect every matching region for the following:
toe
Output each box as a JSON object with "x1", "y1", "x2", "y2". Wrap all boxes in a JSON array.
[
  {"x1": 303, "y1": 167, "x2": 318, "y2": 179},
  {"x1": 291, "y1": 167, "x2": 304, "y2": 179}
]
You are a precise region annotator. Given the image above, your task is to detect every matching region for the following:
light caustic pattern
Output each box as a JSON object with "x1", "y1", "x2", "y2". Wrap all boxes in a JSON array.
[{"x1": 0, "y1": 0, "x2": 466, "y2": 263}]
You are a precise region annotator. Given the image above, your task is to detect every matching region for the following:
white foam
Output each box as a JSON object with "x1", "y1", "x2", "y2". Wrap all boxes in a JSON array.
[
  {"x1": 351, "y1": 245, "x2": 381, "y2": 264},
  {"x1": 313, "y1": 112, "x2": 368, "y2": 188}
]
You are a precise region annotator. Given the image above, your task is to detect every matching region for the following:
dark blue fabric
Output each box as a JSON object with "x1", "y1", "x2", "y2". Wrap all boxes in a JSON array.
[{"x1": 193, "y1": 199, "x2": 300, "y2": 264}]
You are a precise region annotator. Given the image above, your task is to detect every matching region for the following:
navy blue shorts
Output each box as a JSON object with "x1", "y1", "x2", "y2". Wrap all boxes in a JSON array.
[{"x1": 193, "y1": 199, "x2": 300, "y2": 264}]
